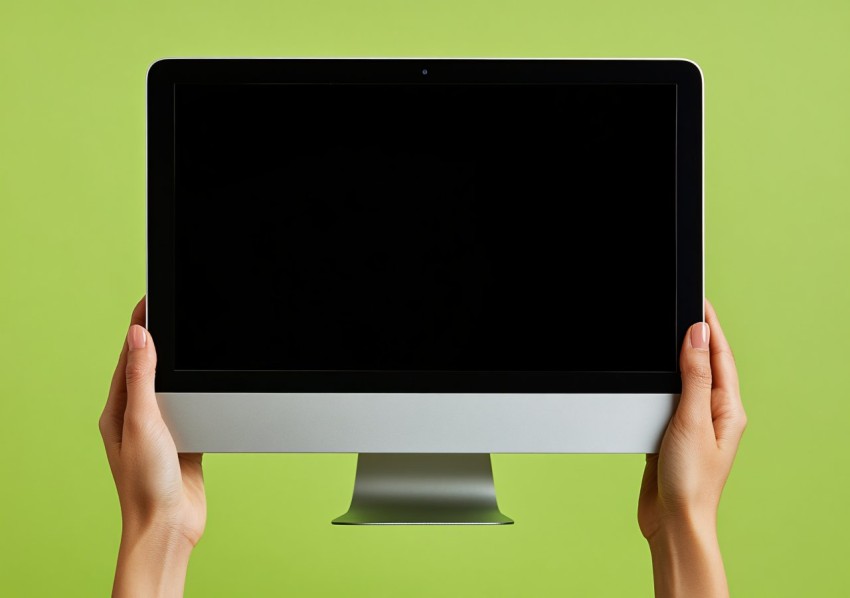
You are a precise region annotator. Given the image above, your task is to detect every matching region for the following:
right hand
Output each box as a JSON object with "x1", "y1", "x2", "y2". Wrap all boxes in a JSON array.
[{"x1": 638, "y1": 299, "x2": 747, "y2": 597}]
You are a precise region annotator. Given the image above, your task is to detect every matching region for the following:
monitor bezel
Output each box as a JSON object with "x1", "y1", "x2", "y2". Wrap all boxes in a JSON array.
[{"x1": 147, "y1": 58, "x2": 703, "y2": 394}]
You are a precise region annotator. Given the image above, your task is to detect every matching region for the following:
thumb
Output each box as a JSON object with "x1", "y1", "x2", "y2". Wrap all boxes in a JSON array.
[
  {"x1": 674, "y1": 322, "x2": 713, "y2": 429},
  {"x1": 125, "y1": 324, "x2": 159, "y2": 421}
]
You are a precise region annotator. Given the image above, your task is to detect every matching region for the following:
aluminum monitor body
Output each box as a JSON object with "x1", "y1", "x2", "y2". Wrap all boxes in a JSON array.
[
  {"x1": 147, "y1": 58, "x2": 704, "y2": 455},
  {"x1": 156, "y1": 392, "x2": 679, "y2": 453}
]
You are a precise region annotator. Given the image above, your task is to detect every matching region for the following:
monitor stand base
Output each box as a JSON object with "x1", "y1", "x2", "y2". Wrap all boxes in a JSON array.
[{"x1": 332, "y1": 453, "x2": 513, "y2": 525}]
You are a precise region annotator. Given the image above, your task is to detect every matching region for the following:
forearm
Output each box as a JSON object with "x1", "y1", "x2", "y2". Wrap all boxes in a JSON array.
[
  {"x1": 113, "y1": 522, "x2": 193, "y2": 598},
  {"x1": 648, "y1": 514, "x2": 728, "y2": 598}
]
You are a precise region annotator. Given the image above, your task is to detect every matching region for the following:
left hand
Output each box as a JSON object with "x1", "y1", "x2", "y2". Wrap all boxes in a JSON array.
[{"x1": 100, "y1": 296, "x2": 206, "y2": 596}]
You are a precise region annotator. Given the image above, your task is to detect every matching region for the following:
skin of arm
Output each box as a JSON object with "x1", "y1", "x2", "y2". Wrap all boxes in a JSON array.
[
  {"x1": 638, "y1": 299, "x2": 747, "y2": 597},
  {"x1": 100, "y1": 297, "x2": 206, "y2": 597}
]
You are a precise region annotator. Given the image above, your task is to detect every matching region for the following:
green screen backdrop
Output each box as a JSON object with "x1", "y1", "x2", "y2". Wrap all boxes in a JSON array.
[{"x1": 1, "y1": 1, "x2": 849, "y2": 596}]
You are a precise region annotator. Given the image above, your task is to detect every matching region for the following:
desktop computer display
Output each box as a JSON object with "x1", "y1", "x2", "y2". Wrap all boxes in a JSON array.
[{"x1": 147, "y1": 58, "x2": 704, "y2": 523}]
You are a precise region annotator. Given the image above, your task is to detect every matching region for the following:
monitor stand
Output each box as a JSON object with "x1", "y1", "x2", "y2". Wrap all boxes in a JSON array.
[{"x1": 332, "y1": 453, "x2": 513, "y2": 525}]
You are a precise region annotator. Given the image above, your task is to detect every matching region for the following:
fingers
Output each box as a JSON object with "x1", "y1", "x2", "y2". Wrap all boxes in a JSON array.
[
  {"x1": 103, "y1": 298, "x2": 147, "y2": 412},
  {"x1": 104, "y1": 299, "x2": 146, "y2": 409},
  {"x1": 180, "y1": 453, "x2": 204, "y2": 475},
  {"x1": 130, "y1": 296, "x2": 146, "y2": 327},
  {"x1": 100, "y1": 340, "x2": 129, "y2": 458},
  {"x1": 674, "y1": 320, "x2": 713, "y2": 430},
  {"x1": 705, "y1": 299, "x2": 740, "y2": 395},
  {"x1": 100, "y1": 297, "x2": 148, "y2": 455},
  {"x1": 180, "y1": 453, "x2": 204, "y2": 465},
  {"x1": 705, "y1": 299, "x2": 747, "y2": 448},
  {"x1": 124, "y1": 322, "x2": 161, "y2": 432}
]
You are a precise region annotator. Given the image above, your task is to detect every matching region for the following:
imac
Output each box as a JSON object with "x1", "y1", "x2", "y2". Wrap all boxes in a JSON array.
[{"x1": 146, "y1": 58, "x2": 704, "y2": 524}]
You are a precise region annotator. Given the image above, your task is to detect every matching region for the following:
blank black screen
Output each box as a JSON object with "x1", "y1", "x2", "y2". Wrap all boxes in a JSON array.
[{"x1": 174, "y1": 83, "x2": 676, "y2": 372}]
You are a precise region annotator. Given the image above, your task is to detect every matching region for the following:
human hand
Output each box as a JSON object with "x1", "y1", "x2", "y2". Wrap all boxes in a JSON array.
[
  {"x1": 100, "y1": 297, "x2": 206, "y2": 597},
  {"x1": 638, "y1": 299, "x2": 746, "y2": 597}
]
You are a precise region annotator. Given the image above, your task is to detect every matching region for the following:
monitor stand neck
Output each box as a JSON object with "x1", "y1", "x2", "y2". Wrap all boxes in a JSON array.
[{"x1": 332, "y1": 453, "x2": 513, "y2": 525}]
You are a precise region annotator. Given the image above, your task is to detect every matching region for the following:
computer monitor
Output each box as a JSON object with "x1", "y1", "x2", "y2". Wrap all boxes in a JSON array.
[{"x1": 147, "y1": 58, "x2": 704, "y2": 524}]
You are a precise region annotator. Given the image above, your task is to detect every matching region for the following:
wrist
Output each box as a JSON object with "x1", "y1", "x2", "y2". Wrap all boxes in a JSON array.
[
  {"x1": 647, "y1": 512, "x2": 728, "y2": 598},
  {"x1": 647, "y1": 509, "x2": 717, "y2": 552},
  {"x1": 114, "y1": 521, "x2": 194, "y2": 598}
]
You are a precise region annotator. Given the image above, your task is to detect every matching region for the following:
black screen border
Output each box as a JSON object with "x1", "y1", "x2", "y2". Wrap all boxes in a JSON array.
[{"x1": 147, "y1": 58, "x2": 703, "y2": 393}]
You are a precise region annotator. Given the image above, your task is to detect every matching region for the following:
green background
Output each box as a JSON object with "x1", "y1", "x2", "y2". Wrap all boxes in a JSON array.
[{"x1": 2, "y1": 0, "x2": 849, "y2": 595}]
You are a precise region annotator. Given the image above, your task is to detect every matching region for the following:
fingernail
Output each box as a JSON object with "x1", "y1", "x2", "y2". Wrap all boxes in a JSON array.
[
  {"x1": 690, "y1": 322, "x2": 709, "y2": 349},
  {"x1": 128, "y1": 325, "x2": 147, "y2": 350}
]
